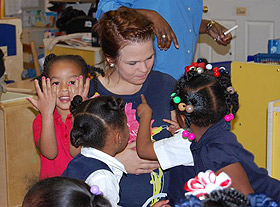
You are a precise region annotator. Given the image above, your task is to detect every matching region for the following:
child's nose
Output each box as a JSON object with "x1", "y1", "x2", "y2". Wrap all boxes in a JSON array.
[{"x1": 60, "y1": 82, "x2": 69, "y2": 91}]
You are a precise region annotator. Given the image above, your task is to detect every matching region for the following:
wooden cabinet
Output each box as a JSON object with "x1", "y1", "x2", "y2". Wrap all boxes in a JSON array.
[
  {"x1": 45, "y1": 43, "x2": 104, "y2": 67},
  {"x1": 0, "y1": 92, "x2": 39, "y2": 207}
]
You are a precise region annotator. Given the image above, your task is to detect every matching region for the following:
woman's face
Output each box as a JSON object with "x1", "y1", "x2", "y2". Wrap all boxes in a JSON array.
[{"x1": 114, "y1": 40, "x2": 154, "y2": 86}]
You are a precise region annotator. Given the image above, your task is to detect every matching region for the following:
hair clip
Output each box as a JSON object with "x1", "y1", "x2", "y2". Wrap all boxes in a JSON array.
[
  {"x1": 182, "y1": 129, "x2": 196, "y2": 141},
  {"x1": 184, "y1": 170, "x2": 232, "y2": 200},
  {"x1": 185, "y1": 62, "x2": 229, "y2": 77},
  {"x1": 178, "y1": 102, "x2": 194, "y2": 113},
  {"x1": 185, "y1": 62, "x2": 205, "y2": 74},
  {"x1": 224, "y1": 113, "x2": 234, "y2": 122},
  {"x1": 90, "y1": 185, "x2": 103, "y2": 196},
  {"x1": 171, "y1": 92, "x2": 181, "y2": 104}
]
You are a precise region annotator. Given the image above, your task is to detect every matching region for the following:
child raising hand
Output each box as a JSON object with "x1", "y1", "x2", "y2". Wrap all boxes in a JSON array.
[
  {"x1": 27, "y1": 54, "x2": 90, "y2": 180},
  {"x1": 136, "y1": 63, "x2": 280, "y2": 204}
]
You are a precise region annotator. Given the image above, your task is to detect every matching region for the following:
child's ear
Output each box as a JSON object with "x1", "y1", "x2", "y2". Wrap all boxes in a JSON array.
[{"x1": 114, "y1": 131, "x2": 123, "y2": 146}]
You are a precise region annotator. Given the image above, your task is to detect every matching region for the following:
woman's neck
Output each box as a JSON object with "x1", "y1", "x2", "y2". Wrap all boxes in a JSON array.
[{"x1": 98, "y1": 70, "x2": 143, "y2": 95}]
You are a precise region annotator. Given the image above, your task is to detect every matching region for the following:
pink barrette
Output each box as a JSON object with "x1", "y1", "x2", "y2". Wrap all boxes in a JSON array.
[{"x1": 184, "y1": 170, "x2": 232, "y2": 200}]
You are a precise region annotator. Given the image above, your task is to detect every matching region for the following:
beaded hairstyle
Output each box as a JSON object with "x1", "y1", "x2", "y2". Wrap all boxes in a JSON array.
[
  {"x1": 175, "y1": 170, "x2": 278, "y2": 207},
  {"x1": 70, "y1": 95, "x2": 126, "y2": 150},
  {"x1": 171, "y1": 60, "x2": 239, "y2": 140}
]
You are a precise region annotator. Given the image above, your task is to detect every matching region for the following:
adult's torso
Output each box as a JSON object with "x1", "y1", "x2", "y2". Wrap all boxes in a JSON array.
[{"x1": 89, "y1": 71, "x2": 176, "y2": 206}]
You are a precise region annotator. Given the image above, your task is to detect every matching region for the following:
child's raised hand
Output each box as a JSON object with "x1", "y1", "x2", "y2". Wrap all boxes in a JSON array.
[
  {"x1": 27, "y1": 77, "x2": 57, "y2": 116},
  {"x1": 163, "y1": 118, "x2": 180, "y2": 135},
  {"x1": 68, "y1": 76, "x2": 90, "y2": 101},
  {"x1": 137, "y1": 94, "x2": 153, "y2": 119}
]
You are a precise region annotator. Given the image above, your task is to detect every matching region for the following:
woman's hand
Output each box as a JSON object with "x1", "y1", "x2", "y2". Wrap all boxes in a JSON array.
[
  {"x1": 136, "y1": 9, "x2": 179, "y2": 50},
  {"x1": 152, "y1": 200, "x2": 170, "y2": 207},
  {"x1": 116, "y1": 142, "x2": 160, "y2": 174},
  {"x1": 163, "y1": 118, "x2": 180, "y2": 136},
  {"x1": 69, "y1": 76, "x2": 90, "y2": 101},
  {"x1": 27, "y1": 77, "x2": 56, "y2": 116},
  {"x1": 207, "y1": 22, "x2": 232, "y2": 46}
]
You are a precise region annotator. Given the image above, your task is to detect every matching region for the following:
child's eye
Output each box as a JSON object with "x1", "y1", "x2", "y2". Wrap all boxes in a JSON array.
[
  {"x1": 52, "y1": 82, "x2": 59, "y2": 85},
  {"x1": 69, "y1": 81, "x2": 76, "y2": 85}
]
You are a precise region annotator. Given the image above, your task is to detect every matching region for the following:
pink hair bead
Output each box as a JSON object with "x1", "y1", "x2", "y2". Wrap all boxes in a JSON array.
[
  {"x1": 224, "y1": 114, "x2": 234, "y2": 122},
  {"x1": 182, "y1": 130, "x2": 189, "y2": 138},
  {"x1": 188, "y1": 133, "x2": 196, "y2": 141}
]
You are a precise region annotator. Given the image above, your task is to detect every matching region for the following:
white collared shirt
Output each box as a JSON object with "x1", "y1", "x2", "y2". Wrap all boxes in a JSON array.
[
  {"x1": 153, "y1": 129, "x2": 194, "y2": 170},
  {"x1": 81, "y1": 147, "x2": 126, "y2": 207}
]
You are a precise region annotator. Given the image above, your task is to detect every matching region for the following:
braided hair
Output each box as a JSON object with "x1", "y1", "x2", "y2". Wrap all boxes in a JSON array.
[
  {"x1": 173, "y1": 64, "x2": 239, "y2": 129},
  {"x1": 202, "y1": 188, "x2": 248, "y2": 207},
  {"x1": 69, "y1": 95, "x2": 126, "y2": 150}
]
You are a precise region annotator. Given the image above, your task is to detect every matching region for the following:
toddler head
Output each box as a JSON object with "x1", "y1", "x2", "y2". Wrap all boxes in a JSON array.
[
  {"x1": 22, "y1": 176, "x2": 112, "y2": 207},
  {"x1": 38, "y1": 53, "x2": 89, "y2": 90},
  {"x1": 70, "y1": 95, "x2": 129, "y2": 153},
  {"x1": 171, "y1": 63, "x2": 239, "y2": 129}
]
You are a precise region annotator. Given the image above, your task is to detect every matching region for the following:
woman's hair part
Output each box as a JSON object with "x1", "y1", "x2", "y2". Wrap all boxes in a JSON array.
[{"x1": 94, "y1": 7, "x2": 154, "y2": 63}]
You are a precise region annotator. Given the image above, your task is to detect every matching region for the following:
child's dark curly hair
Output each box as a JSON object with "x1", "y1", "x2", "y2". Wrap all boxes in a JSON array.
[
  {"x1": 202, "y1": 188, "x2": 248, "y2": 207},
  {"x1": 69, "y1": 95, "x2": 126, "y2": 150},
  {"x1": 22, "y1": 176, "x2": 112, "y2": 207},
  {"x1": 173, "y1": 68, "x2": 239, "y2": 129}
]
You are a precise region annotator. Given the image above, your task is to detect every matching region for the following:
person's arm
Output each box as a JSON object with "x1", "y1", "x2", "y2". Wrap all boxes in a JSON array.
[
  {"x1": 115, "y1": 142, "x2": 160, "y2": 174},
  {"x1": 27, "y1": 78, "x2": 58, "y2": 159},
  {"x1": 200, "y1": 19, "x2": 232, "y2": 46},
  {"x1": 136, "y1": 94, "x2": 158, "y2": 160},
  {"x1": 217, "y1": 162, "x2": 254, "y2": 196},
  {"x1": 135, "y1": 9, "x2": 179, "y2": 50},
  {"x1": 96, "y1": 1, "x2": 178, "y2": 50},
  {"x1": 96, "y1": 0, "x2": 134, "y2": 20}
]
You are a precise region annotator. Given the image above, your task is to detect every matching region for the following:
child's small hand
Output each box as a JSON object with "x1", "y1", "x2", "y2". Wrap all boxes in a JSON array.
[
  {"x1": 68, "y1": 76, "x2": 90, "y2": 101},
  {"x1": 163, "y1": 119, "x2": 180, "y2": 135},
  {"x1": 152, "y1": 200, "x2": 170, "y2": 207},
  {"x1": 27, "y1": 77, "x2": 57, "y2": 116},
  {"x1": 137, "y1": 94, "x2": 152, "y2": 119}
]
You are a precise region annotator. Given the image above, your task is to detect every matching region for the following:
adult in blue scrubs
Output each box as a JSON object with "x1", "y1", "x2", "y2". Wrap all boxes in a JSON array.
[{"x1": 96, "y1": 0, "x2": 232, "y2": 79}]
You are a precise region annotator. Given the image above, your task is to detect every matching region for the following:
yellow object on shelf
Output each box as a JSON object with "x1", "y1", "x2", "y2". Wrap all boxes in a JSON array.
[
  {"x1": 267, "y1": 99, "x2": 280, "y2": 180},
  {"x1": 45, "y1": 43, "x2": 104, "y2": 67},
  {"x1": 231, "y1": 62, "x2": 280, "y2": 178}
]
